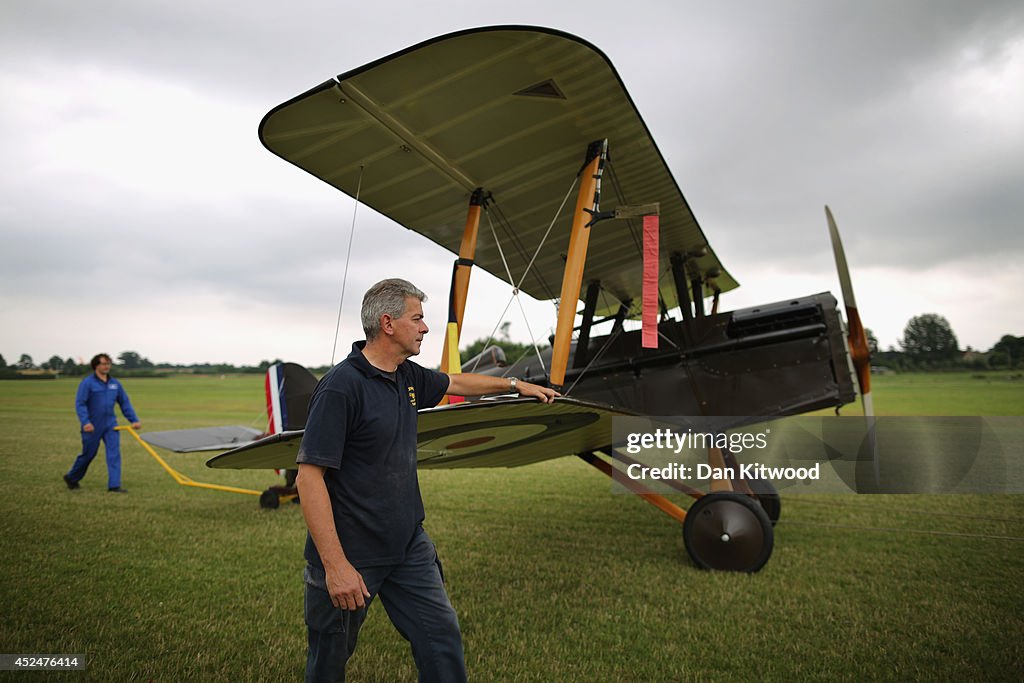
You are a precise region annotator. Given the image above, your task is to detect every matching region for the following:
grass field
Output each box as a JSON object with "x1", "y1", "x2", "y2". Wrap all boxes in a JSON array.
[{"x1": 1, "y1": 373, "x2": 1022, "y2": 681}]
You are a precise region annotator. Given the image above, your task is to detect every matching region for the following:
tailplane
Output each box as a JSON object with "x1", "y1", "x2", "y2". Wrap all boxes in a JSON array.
[{"x1": 265, "y1": 362, "x2": 319, "y2": 434}]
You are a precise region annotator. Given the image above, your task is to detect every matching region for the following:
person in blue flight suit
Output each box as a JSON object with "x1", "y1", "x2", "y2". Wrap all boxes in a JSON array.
[{"x1": 63, "y1": 353, "x2": 141, "y2": 492}]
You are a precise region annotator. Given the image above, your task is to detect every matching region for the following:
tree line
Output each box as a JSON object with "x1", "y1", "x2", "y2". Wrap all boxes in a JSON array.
[
  {"x1": 0, "y1": 351, "x2": 332, "y2": 378},
  {"x1": 457, "y1": 315, "x2": 1021, "y2": 373},
  {"x1": 1, "y1": 314, "x2": 1020, "y2": 379},
  {"x1": 868, "y1": 314, "x2": 1020, "y2": 371}
]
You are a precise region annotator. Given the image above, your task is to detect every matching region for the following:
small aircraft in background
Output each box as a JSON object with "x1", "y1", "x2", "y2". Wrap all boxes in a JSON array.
[{"x1": 206, "y1": 26, "x2": 873, "y2": 572}]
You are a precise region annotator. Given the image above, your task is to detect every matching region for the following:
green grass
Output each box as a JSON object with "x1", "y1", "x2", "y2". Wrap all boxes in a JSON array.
[
  {"x1": 1, "y1": 373, "x2": 1022, "y2": 681},
  {"x1": 813, "y1": 371, "x2": 1024, "y2": 416}
]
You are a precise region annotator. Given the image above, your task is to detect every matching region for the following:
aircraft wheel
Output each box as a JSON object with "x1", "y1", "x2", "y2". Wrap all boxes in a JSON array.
[
  {"x1": 745, "y1": 478, "x2": 781, "y2": 526},
  {"x1": 683, "y1": 492, "x2": 773, "y2": 572},
  {"x1": 259, "y1": 489, "x2": 280, "y2": 509}
]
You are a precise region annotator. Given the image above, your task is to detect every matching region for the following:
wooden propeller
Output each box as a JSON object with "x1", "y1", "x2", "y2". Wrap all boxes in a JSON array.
[{"x1": 826, "y1": 205, "x2": 879, "y2": 483}]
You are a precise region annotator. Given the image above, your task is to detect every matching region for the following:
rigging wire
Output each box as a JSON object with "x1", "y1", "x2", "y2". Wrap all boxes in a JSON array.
[
  {"x1": 515, "y1": 176, "x2": 578, "y2": 293},
  {"x1": 605, "y1": 159, "x2": 644, "y2": 256},
  {"x1": 500, "y1": 323, "x2": 563, "y2": 379},
  {"x1": 467, "y1": 296, "x2": 516, "y2": 374},
  {"x1": 564, "y1": 324, "x2": 626, "y2": 396},
  {"x1": 514, "y1": 293, "x2": 545, "y2": 373},
  {"x1": 330, "y1": 165, "x2": 364, "y2": 366},
  {"x1": 488, "y1": 197, "x2": 559, "y2": 302},
  {"x1": 562, "y1": 266, "x2": 692, "y2": 394},
  {"x1": 563, "y1": 279, "x2": 655, "y2": 395},
  {"x1": 249, "y1": 409, "x2": 268, "y2": 432},
  {"x1": 606, "y1": 158, "x2": 672, "y2": 315},
  {"x1": 487, "y1": 207, "x2": 549, "y2": 373},
  {"x1": 463, "y1": 177, "x2": 578, "y2": 376},
  {"x1": 467, "y1": 208, "x2": 548, "y2": 374},
  {"x1": 487, "y1": 203, "x2": 517, "y2": 288}
]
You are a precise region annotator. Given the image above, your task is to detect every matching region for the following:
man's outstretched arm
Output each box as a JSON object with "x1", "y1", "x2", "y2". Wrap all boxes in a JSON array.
[{"x1": 446, "y1": 373, "x2": 559, "y2": 403}]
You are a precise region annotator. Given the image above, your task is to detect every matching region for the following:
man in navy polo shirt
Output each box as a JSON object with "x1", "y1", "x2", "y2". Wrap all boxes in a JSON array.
[
  {"x1": 64, "y1": 353, "x2": 141, "y2": 492},
  {"x1": 296, "y1": 278, "x2": 557, "y2": 683}
]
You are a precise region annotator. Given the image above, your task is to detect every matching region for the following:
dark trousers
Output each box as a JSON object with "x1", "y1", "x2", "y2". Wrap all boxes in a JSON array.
[
  {"x1": 304, "y1": 527, "x2": 466, "y2": 683},
  {"x1": 67, "y1": 425, "x2": 121, "y2": 489}
]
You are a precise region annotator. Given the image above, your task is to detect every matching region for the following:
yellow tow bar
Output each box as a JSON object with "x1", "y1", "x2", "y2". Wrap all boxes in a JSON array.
[{"x1": 117, "y1": 425, "x2": 295, "y2": 503}]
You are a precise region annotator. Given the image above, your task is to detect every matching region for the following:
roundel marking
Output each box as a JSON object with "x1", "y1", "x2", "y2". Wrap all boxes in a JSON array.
[{"x1": 417, "y1": 412, "x2": 601, "y2": 465}]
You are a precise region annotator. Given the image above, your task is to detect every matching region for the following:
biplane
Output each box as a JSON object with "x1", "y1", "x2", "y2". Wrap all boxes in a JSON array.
[{"x1": 207, "y1": 26, "x2": 873, "y2": 572}]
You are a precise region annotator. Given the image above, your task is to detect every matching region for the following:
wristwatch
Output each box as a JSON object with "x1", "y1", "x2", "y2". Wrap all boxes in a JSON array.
[{"x1": 508, "y1": 377, "x2": 519, "y2": 392}]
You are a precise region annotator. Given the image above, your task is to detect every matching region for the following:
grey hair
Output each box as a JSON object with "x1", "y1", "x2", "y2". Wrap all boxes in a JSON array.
[{"x1": 361, "y1": 278, "x2": 427, "y2": 340}]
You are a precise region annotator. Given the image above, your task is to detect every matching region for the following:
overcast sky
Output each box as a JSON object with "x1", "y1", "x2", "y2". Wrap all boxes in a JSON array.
[{"x1": 2, "y1": 0, "x2": 1022, "y2": 368}]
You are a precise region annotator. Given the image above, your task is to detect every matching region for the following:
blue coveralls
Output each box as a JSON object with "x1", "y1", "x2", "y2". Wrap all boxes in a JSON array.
[{"x1": 66, "y1": 374, "x2": 139, "y2": 489}]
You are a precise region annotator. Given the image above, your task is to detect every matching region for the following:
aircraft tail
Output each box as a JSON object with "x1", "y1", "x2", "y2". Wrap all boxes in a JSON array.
[
  {"x1": 265, "y1": 362, "x2": 319, "y2": 434},
  {"x1": 140, "y1": 362, "x2": 318, "y2": 455}
]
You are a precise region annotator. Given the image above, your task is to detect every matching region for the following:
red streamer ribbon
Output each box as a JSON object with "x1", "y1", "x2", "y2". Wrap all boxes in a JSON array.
[{"x1": 642, "y1": 214, "x2": 659, "y2": 349}]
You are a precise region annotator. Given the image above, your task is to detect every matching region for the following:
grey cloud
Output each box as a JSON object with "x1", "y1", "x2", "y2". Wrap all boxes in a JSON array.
[{"x1": 2, "y1": 0, "x2": 1022, "y2": 362}]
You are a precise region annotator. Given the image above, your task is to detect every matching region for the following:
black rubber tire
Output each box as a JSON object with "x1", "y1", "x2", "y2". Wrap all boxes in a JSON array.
[
  {"x1": 259, "y1": 489, "x2": 280, "y2": 509},
  {"x1": 683, "y1": 492, "x2": 774, "y2": 572}
]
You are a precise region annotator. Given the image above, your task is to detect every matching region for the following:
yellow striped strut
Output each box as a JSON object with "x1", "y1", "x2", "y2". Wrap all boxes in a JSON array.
[
  {"x1": 444, "y1": 321, "x2": 465, "y2": 404},
  {"x1": 439, "y1": 189, "x2": 483, "y2": 405}
]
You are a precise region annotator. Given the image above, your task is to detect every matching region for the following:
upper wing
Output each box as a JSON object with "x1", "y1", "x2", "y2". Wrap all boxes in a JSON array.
[
  {"x1": 259, "y1": 26, "x2": 737, "y2": 314},
  {"x1": 205, "y1": 397, "x2": 629, "y2": 470}
]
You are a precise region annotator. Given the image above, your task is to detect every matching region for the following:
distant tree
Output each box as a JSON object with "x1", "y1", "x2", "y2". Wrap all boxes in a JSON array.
[
  {"x1": 899, "y1": 314, "x2": 959, "y2": 365},
  {"x1": 118, "y1": 351, "x2": 141, "y2": 369},
  {"x1": 43, "y1": 355, "x2": 63, "y2": 371},
  {"x1": 0, "y1": 353, "x2": 6, "y2": 368},
  {"x1": 117, "y1": 351, "x2": 153, "y2": 369},
  {"x1": 460, "y1": 321, "x2": 541, "y2": 368},
  {"x1": 63, "y1": 357, "x2": 81, "y2": 376},
  {"x1": 990, "y1": 335, "x2": 1024, "y2": 369},
  {"x1": 16, "y1": 354, "x2": 34, "y2": 370},
  {"x1": 865, "y1": 328, "x2": 879, "y2": 355}
]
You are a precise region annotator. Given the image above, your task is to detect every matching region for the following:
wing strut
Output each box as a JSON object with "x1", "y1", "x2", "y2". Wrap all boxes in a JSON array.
[
  {"x1": 573, "y1": 281, "x2": 601, "y2": 369},
  {"x1": 671, "y1": 253, "x2": 693, "y2": 322},
  {"x1": 550, "y1": 140, "x2": 608, "y2": 391},
  {"x1": 690, "y1": 274, "x2": 705, "y2": 317},
  {"x1": 439, "y1": 188, "x2": 484, "y2": 404},
  {"x1": 577, "y1": 451, "x2": 688, "y2": 522}
]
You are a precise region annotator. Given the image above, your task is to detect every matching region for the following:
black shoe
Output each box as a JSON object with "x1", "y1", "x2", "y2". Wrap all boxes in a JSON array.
[
  {"x1": 107, "y1": 487, "x2": 128, "y2": 493},
  {"x1": 63, "y1": 474, "x2": 80, "y2": 490}
]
